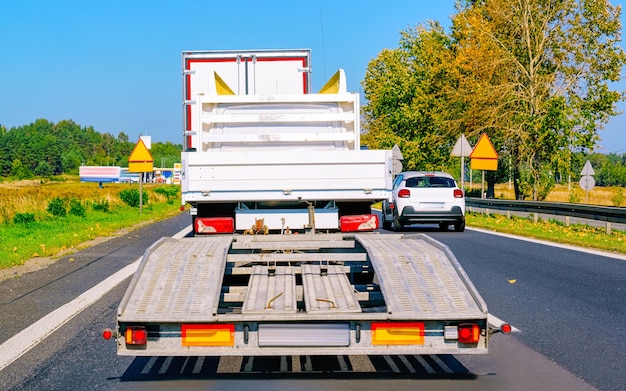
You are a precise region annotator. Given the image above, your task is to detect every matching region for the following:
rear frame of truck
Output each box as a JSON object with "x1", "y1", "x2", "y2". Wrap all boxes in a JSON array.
[{"x1": 113, "y1": 232, "x2": 495, "y2": 356}]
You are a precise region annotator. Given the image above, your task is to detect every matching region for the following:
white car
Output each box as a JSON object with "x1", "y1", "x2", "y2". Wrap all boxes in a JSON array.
[{"x1": 381, "y1": 171, "x2": 465, "y2": 232}]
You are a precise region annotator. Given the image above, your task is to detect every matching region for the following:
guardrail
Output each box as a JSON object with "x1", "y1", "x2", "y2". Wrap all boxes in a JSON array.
[{"x1": 465, "y1": 198, "x2": 626, "y2": 234}]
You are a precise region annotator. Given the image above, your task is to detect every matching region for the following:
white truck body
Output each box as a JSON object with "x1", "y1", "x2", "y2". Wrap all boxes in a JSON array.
[
  {"x1": 181, "y1": 49, "x2": 391, "y2": 232},
  {"x1": 107, "y1": 49, "x2": 504, "y2": 357}
]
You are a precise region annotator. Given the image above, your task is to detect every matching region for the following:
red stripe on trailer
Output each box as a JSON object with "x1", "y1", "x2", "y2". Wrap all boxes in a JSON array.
[
  {"x1": 195, "y1": 217, "x2": 234, "y2": 234},
  {"x1": 339, "y1": 214, "x2": 379, "y2": 232}
]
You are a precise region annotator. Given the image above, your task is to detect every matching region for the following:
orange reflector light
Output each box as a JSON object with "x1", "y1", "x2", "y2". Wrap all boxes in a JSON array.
[
  {"x1": 371, "y1": 322, "x2": 424, "y2": 345},
  {"x1": 182, "y1": 324, "x2": 235, "y2": 347},
  {"x1": 458, "y1": 323, "x2": 481, "y2": 344},
  {"x1": 125, "y1": 326, "x2": 147, "y2": 346}
]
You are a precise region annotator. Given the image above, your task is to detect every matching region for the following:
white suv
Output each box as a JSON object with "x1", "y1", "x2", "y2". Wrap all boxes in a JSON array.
[{"x1": 381, "y1": 171, "x2": 465, "y2": 232}]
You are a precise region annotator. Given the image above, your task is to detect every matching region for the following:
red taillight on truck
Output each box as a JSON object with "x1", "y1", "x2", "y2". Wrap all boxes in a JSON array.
[
  {"x1": 453, "y1": 189, "x2": 464, "y2": 198},
  {"x1": 458, "y1": 323, "x2": 481, "y2": 344},
  {"x1": 125, "y1": 326, "x2": 148, "y2": 346},
  {"x1": 195, "y1": 217, "x2": 234, "y2": 234},
  {"x1": 398, "y1": 189, "x2": 411, "y2": 198},
  {"x1": 340, "y1": 214, "x2": 378, "y2": 232}
]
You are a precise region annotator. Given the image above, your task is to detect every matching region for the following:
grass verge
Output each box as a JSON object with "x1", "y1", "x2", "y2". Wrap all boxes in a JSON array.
[
  {"x1": 467, "y1": 212, "x2": 626, "y2": 255},
  {"x1": 0, "y1": 180, "x2": 181, "y2": 269}
]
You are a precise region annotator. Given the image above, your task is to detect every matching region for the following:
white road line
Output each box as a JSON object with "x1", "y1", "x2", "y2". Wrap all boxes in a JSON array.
[{"x1": 0, "y1": 226, "x2": 191, "y2": 372}]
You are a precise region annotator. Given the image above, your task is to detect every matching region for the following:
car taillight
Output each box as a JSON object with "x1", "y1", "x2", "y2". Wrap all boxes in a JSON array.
[
  {"x1": 398, "y1": 189, "x2": 411, "y2": 198},
  {"x1": 453, "y1": 189, "x2": 464, "y2": 198}
]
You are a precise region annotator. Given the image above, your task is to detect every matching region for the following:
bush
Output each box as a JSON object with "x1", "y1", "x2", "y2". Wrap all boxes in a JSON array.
[
  {"x1": 47, "y1": 196, "x2": 67, "y2": 217},
  {"x1": 14, "y1": 212, "x2": 35, "y2": 224},
  {"x1": 69, "y1": 197, "x2": 86, "y2": 217},
  {"x1": 153, "y1": 185, "x2": 180, "y2": 204},
  {"x1": 119, "y1": 188, "x2": 149, "y2": 208},
  {"x1": 91, "y1": 198, "x2": 110, "y2": 213},
  {"x1": 153, "y1": 185, "x2": 179, "y2": 199}
]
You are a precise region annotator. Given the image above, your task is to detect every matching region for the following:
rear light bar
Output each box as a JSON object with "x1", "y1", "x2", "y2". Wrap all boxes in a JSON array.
[
  {"x1": 339, "y1": 214, "x2": 378, "y2": 232},
  {"x1": 453, "y1": 189, "x2": 464, "y2": 198},
  {"x1": 371, "y1": 322, "x2": 425, "y2": 345},
  {"x1": 195, "y1": 217, "x2": 234, "y2": 234}
]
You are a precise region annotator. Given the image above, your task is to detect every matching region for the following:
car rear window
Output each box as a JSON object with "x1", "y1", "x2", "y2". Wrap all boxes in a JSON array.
[{"x1": 405, "y1": 176, "x2": 455, "y2": 188}]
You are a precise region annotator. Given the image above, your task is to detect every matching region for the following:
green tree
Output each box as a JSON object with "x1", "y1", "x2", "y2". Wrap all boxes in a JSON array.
[
  {"x1": 451, "y1": 0, "x2": 626, "y2": 199},
  {"x1": 34, "y1": 161, "x2": 52, "y2": 177},
  {"x1": 361, "y1": 22, "x2": 458, "y2": 171},
  {"x1": 10, "y1": 158, "x2": 31, "y2": 179}
]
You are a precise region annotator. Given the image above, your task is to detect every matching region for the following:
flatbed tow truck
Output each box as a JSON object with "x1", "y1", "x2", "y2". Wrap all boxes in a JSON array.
[{"x1": 104, "y1": 49, "x2": 509, "y2": 357}]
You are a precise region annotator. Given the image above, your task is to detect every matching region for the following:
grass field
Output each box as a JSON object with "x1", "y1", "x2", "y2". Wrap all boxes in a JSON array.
[
  {"x1": 0, "y1": 177, "x2": 183, "y2": 269},
  {"x1": 0, "y1": 178, "x2": 624, "y2": 272}
]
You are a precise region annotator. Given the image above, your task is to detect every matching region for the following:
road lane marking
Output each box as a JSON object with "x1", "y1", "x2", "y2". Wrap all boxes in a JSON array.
[{"x1": 0, "y1": 226, "x2": 191, "y2": 372}]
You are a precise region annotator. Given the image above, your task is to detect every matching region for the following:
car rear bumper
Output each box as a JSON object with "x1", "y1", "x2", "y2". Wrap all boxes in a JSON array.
[{"x1": 398, "y1": 205, "x2": 464, "y2": 224}]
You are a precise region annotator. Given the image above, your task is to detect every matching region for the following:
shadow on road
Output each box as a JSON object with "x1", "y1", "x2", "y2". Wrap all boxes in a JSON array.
[{"x1": 117, "y1": 354, "x2": 477, "y2": 381}]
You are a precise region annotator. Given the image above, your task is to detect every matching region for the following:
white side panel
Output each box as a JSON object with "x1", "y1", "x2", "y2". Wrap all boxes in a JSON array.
[{"x1": 181, "y1": 149, "x2": 392, "y2": 203}]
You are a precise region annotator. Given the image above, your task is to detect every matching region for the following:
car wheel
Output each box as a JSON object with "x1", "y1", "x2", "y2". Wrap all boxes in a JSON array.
[
  {"x1": 454, "y1": 220, "x2": 465, "y2": 232},
  {"x1": 439, "y1": 223, "x2": 449, "y2": 231},
  {"x1": 393, "y1": 214, "x2": 404, "y2": 231},
  {"x1": 382, "y1": 220, "x2": 392, "y2": 230}
]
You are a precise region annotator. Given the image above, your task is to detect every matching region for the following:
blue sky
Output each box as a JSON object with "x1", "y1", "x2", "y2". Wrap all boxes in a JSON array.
[{"x1": 0, "y1": 1, "x2": 624, "y2": 153}]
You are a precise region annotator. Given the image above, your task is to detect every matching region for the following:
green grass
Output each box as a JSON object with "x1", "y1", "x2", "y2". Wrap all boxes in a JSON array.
[
  {"x1": 466, "y1": 212, "x2": 626, "y2": 254},
  {"x1": 0, "y1": 202, "x2": 182, "y2": 269}
]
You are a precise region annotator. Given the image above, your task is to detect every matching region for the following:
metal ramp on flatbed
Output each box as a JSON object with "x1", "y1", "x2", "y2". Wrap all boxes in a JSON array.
[
  {"x1": 355, "y1": 233, "x2": 486, "y2": 319},
  {"x1": 117, "y1": 236, "x2": 233, "y2": 322}
]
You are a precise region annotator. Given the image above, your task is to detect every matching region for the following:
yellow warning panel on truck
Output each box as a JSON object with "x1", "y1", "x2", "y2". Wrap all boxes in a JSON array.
[
  {"x1": 181, "y1": 324, "x2": 234, "y2": 347},
  {"x1": 371, "y1": 322, "x2": 425, "y2": 345}
]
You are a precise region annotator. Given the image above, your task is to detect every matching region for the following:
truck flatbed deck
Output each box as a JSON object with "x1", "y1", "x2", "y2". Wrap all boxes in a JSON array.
[
  {"x1": 115, "y1": 233, "x2": 490, "y2": 356},
  {"x1": 119, "y1": 234, "x2": 485, "y2": 322}
]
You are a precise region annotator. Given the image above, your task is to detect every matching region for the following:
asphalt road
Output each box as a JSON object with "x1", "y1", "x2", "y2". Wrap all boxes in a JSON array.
[
  {"x1": 428, "y1": 227, "x2": 626, "y2": 391},
  {"x1": 0, "y1": 215, "x2": 623, "y2": 390}
]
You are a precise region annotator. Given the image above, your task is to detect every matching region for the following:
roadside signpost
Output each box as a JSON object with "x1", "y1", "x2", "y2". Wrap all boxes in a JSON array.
[
  {"x1": 469, "y1": 134, "x2": 498, "y2": 198},
  {"x1": 451, "y1": 134, "x2": 472, "y2": 191},
  {"x1": 128, "y1": 138, "x2": 154, "y2": 214},
  {"x1": 579, "y1": 160, "x2": 595, "y2": 203},
  {"x1": 391, "y1": 144, "x2": 404, "y2": 176}
]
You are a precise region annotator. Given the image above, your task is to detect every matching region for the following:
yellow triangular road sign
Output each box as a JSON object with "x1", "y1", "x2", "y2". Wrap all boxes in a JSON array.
[
  {"x1": 129, "y1": 139, "x2": 153, "y2": 163},
  {"x1": 469, "y1": 133, "x2": 498, "y2": 159}
]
